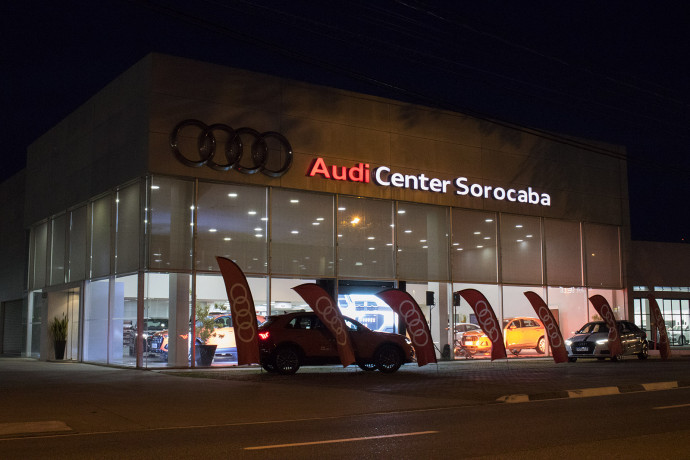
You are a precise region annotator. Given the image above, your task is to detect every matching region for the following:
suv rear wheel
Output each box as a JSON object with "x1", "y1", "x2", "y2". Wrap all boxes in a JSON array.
[
  {"x1": 637, "y1": 341, "x2": 649, "y2": 360},
  {"x1": 274, "y1": 346, "x2": 301, "y2": 375},
  {"x1": 375, "y1": 344, "x2": 403, "y2": 373},
  {"x1": 535, "y1": 337, "x2": 546, "y2": 354}
]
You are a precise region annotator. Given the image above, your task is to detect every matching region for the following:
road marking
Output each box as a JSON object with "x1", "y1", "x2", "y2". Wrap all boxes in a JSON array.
[
  {"x1": 244, "y1": 430, "x2": 438, "y2": 450},
  {"x1": 0, "y1": 421, "x2": 71, "y2": 436},
  {"x1": 653, "y1": 403, "x2": 690, "y2": 410},
  {"x1": 567, "y1": 386, "x2": 620, "y2": 398}
]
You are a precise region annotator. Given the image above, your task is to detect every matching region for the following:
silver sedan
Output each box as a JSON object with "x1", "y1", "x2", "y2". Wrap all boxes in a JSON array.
[{"x1": 565, "y1": 320, "x2": 648, "y2": 362}]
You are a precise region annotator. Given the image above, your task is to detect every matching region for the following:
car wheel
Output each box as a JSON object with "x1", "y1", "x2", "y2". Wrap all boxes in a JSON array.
[
  {"x1": 510, "y1": 349, "x2": 520, "y2": 356},
  {"x1": 375, "y1": 344, "x2": 403, "y2": 373},
  {"x1": 638, "y1": 341, "x2": 649, "y2": 360},
  {"x1": 611, "y1": 353, "x2": 623, "y2": 362},
  {"x1": 357, "y1": 362, "x2": 377, "y2": 371},
  {"x1": 568, "y1": 357, "x2": 577, "y2": 363},
  {"x1": 274, "y1": 346, "x2": 301, "y2": 375},
  {"x1": 679, "y1": 335, "x2": 687, "y2": 346},
  {"x1": 535, "y1": 337, "x2": 546, "y2": 354}
]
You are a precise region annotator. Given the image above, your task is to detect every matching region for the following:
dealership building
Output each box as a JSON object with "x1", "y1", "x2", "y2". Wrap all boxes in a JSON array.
[{"x1": 1, "y1": 53, "x2": 689, "y2": 366}]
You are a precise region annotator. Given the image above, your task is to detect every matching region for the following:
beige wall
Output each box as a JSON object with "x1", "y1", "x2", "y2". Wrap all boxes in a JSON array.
[{"x1": 147, "y1": 54, "x2": 629, "y2": 227}]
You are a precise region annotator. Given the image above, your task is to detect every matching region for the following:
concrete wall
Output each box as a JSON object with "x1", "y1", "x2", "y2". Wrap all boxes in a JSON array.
[
  {"x1": 24, "y1": 57, "x2": 152, "y2": 226},
  {"x1": 629, "y1": 241, "x2": 690, "y2": 287},
  {"x1": 0, "y1": 171, "x2": 27, "y2": 301}
]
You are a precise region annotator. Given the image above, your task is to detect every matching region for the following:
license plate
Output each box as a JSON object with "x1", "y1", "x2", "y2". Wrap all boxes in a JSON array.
[{"x1": 575, "y1": 347, "x2": 588, "y2": 352}]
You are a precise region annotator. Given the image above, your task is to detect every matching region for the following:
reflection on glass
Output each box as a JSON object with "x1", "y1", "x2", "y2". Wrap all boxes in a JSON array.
[
  {"x1": 337, "y1": 197, "x2": 394, "y2": 278},
  {"x1": 196, "y1": 183, "x2": 267, "y2": 273},
  {"x1": 397, "y1": 203, "x2": 449, "y2": 281},
  {"x1": 271, "y1": 189, "x2": 334, "y2": 276},
  {"x1": 500, "y1": 214, "x2": 542, "y2": 284},
  {"x1": 451, "y1": 209, "x2": 497, "y2": 283}
]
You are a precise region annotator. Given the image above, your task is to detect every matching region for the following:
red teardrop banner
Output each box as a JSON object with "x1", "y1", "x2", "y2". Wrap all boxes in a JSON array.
[
  {"x1": 457, "y1": 289, "x2": 507, "y2": 361},
  {"x1": 376, "y1": 289, "x2": 436, "y2": 366},
  {"x1": 523, "y1": 291, "x2": 568, "y2": 363},
  {"x1": 588, "y1": 295, "x2": 623, "y2": 358},
  {"x1": 215, "y1": 256, "x2": 260, "y2": 365},
  {"x1": 648, "y1": 295, "x2": 671, "y2": 360}
]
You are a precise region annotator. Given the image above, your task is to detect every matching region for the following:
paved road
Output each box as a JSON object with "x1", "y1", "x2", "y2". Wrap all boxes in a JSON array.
[{"x1": 1, "y1": 353, "x2": 689, "y2": 458}]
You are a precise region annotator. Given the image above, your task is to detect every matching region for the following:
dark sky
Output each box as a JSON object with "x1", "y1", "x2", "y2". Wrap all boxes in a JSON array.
[{"x1": 2, "y1": 1, "x2": 689, "y2": 242}]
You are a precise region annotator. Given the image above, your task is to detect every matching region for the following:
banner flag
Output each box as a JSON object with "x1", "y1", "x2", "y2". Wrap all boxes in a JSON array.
[
  {"x1": 523, "y1": 291, "x2": 568, "y2": 363},
  {"x1": 648, "y1": 295, "x2": 671, "y2": 360},
  {"x1": 457, "y1": 289, "x2": 507, "y2": 361},
  {"x1": 588, "y1": 295, "x2": 623, "y2": 358},
  {"x1": 216, "y1": 257, "x2": 260, "y2": 365},
  {"x1": 376, "y1": 289, "x2": 436, "y2": 366},
  {"x1": 292, "y1": 283, "x2": 356, "y2": 367}
]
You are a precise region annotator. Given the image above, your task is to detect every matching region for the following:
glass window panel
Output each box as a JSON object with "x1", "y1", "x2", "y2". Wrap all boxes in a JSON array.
[
  {"x1": 337, "y1": 197, "x2": 394, "y2": 279},
  {"x1": 271, "y1": 189, "x2": 334, "y2": 276},
  {"x1": 143, "y1": 273, "x2": 191, "y2": 368},
  {"x1": 451, "y1": 209, "x2": 498, "y2": 283},
  {"x1": 32, "y1": 222, "x2": 48, "y2": 289},
  {"x1": 584, "y1": 223, "x2": 621, "y2": 288},
  {"x1": 500, "y1": 214, "x2": 542, "y2": 284},
  {"x1": 588, "y1": 288, "x2": 626, "y2": 321},
  {"x1": 270, "y1": 278, "x2": 315, "y2": 315},
  {"x1": 544, "y1": 219, "x2": 582, "y2": 286},
  {"x1": 91, "y1": 195, "x2": 112, "y2": 278},
  {"x1": 68, "y1": 206, "x2": 87, "y2": 282},
  {"x1": 547, "y1": 286, "x2": 589, "y2": 341},
  {"x1": 397, "y1": 203, "x2": 449, "y2": 281},
  {"x1": 111, "y1": 274, "x2": 138, "y2": 366},
  {"x1": 451, "y1": 283, "x2": 499, "y2": 360},
  {"x1": 148, "y1": 177, "x2": 193, "y2": 271},
  {"x1": 83, "y1": 279, "x2": 109, "y2": 363},
  {"x1": 50, "y1": 214, "x2": 66, "y2": 285},
  {"x1": 116, "y1": 183, "x2": 140, "y2": 273},
  {"x1": 195, "y1": 182, "x2": 267, "y2": 273},
  {"x1": 502, "y1": 285, "x2": 547, "y2": 358}
]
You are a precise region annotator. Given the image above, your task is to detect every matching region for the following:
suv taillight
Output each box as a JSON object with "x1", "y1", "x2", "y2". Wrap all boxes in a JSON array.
[{"x1": 259, "y1": 331, "x2": 270, "y2": 341}]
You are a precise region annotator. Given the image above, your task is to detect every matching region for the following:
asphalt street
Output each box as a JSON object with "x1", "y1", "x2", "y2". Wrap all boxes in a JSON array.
[{"x1": 1, "y1": 352, "x2": 690, "y2": 458}]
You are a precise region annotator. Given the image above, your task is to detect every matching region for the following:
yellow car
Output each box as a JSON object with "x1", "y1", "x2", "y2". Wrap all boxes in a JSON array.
[{"x1": 459, "y1": 317, "x2": 546, "y2": 356}]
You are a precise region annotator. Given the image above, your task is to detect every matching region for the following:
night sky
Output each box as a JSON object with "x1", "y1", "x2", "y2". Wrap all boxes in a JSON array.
[{"x1": 2, "y1": 1, "x2": 689, "y2": 242}]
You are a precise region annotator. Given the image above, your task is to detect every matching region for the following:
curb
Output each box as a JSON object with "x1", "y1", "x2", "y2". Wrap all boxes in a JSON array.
[{"x1": 497, "y1": 380, "x2": 690, "y2": 403}]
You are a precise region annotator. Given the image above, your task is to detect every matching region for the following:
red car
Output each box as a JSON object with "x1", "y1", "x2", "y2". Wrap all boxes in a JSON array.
[{"x1": 258, "y1": 312, "x2": 415, "y2": 374}]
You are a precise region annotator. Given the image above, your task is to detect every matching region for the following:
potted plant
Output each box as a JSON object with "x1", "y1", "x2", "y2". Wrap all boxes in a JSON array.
[
  {"x1": 49, "y1": 313, "x2": 69, "y2": 360},
  {"x1": 194, "y1": 303, "x2": 226, "y2": 366}
]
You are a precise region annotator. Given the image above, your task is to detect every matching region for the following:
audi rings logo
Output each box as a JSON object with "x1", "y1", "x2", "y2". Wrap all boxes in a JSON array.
[
  {"x1": 170, "y1": 119, "x2": 293, "y2": 177},
  {"x1": 315, "y1": 296, "x2": 349, "y2": 347},
  {"x1": 537, "y1": 304, "x2": 562, "y2": 348},
  {"x1": 476, "y1": 301, "x2": 501, "y2": 343},
  {"x1": 229, "y1": 283, "x2": 257, "y2": 344},
  {"x1": 399, "y1": 300, "x2": 430, "y2": 347}
]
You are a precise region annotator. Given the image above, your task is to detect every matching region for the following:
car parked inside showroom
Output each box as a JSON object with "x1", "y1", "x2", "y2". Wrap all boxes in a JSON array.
[
  {"x1": 459, "y1": 317, "x2": 546, "y2": 356},
  {"x1": 565, "y1": 320, "x2": 648, "y2": 361},
  {"x1": 258, "y1": 312, "x2": 415, "y2": 374},
  {"x1": 668, "y1": 325, "x2": 688, "y2": 346}
]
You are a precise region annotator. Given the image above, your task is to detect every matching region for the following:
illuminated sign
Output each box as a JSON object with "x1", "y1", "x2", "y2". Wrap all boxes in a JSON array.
[{"x1": 307, "y1": 157, "x2": 551, "y2": 206}]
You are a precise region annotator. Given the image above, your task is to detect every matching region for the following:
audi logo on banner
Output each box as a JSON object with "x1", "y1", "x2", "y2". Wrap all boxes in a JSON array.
[{"x1": 169, "y1": 119, "x2": 293, "y2": 177}]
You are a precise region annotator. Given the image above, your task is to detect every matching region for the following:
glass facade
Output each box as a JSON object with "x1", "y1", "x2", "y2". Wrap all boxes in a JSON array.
[{"x1": 25, "y1": 175, "x2": 634, "y2": 367}]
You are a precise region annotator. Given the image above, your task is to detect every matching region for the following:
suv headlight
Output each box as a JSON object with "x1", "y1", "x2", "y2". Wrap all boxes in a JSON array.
[
  {"x1": 596, "y1": 338, "x2": 609, "y2": 345},
  {"x1": 565, "y1": 339, "x2": 572, "y2": 346}
]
